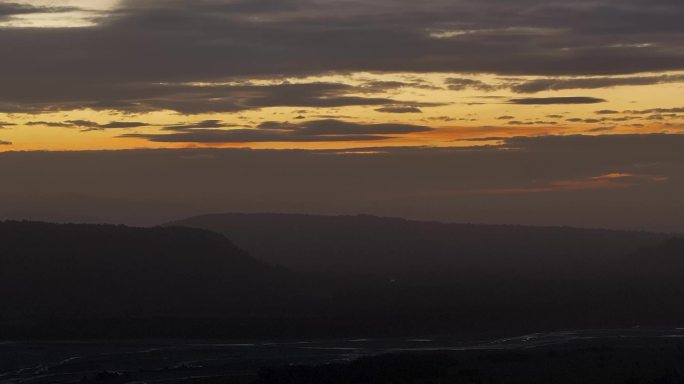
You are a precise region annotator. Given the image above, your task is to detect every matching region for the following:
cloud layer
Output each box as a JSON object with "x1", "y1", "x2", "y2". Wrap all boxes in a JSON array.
[
  {"x1": 121, "y1": 119, "x2": 433, "y2": 143},
  {"x1": 0, "y1": 0, "x2": 682, "y2": 114}
]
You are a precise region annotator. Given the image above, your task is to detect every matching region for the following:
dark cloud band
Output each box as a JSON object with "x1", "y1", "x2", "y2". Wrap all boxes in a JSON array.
[
  {"x1": 0, "y1": 0, "x2": 682, "y2": 114},
  {"x1": 509, "y1": 97, "x2": 607, "y2": 105},
  {"x1": 120, "y1": 119, "x2": 433, "y2": 143}
]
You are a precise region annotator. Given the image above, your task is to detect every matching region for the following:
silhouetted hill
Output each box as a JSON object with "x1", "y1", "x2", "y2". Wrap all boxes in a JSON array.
[
  {"x1": 4, "y1": 220, "x2": 684, "y2": 340},
  {"x1": 168, "y1": 214, "x2": 668, "y2": 281},
  {"x1": 624, "y1": 237, "x2": 684, "y2": 277},
  {"x1": 0, "y1": 221, "x2": 305, "y2": 320}
]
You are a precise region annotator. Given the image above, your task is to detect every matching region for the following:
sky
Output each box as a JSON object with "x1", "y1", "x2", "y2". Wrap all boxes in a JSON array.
[{"x1": 0, "y1": 0, "x2": 683, "y2": 230}]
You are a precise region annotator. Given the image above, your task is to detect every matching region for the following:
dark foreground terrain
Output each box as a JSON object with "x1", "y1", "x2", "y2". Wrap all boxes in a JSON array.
[
  {"x1": 258, "y1": 333, "x2": 684, "y2": 384},
  {"x1": 4, "y1": 329, "x2": 684, "y2": 383}
]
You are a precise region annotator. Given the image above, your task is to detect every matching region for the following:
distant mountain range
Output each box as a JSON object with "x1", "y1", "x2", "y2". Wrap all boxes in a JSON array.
[
  {"x1": 168, "y1": 213, "x2": 670, "y2": 281},
  {"x1": 2, "y1": 216, "x2": 684, "y2": 339}
]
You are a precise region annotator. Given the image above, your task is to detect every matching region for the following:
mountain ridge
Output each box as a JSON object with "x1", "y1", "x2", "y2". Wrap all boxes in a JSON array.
[{"x1": 167, "y1": 213, "x2": 670, "y2": 281}]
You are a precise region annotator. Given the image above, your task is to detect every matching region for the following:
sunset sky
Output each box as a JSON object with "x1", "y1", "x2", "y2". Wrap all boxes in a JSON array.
[{"x1": 1, "y1": 0, "x2": 683, "y2": 230}]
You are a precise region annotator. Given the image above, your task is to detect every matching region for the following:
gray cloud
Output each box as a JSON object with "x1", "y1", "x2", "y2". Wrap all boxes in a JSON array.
[
  {"x1": 258, "y1": 120, "x2": 433, "y2": 135},
  {"x1": 624, "y1": 107, "x2": 684, "y2": 115},
  {"x1": 375, "y1": 106, "x2": 423, "y2": 114},
  {"x1": 510, "y1": 74, "x2": 684, "y2": 93},
  {"x1": 77, "y1": 121, "x2": 149, "y2": 130},
  {"x1": 26, "y1": 121, "x2": 76, "y2": 128},
  {"x1": 28, "y1": 120, "x2": 148, "y2": 131},
  {"x1": 162, "y1": 120, "x2": 236, "y2": 130},
  {"x1": 445, "y1": 78, "x2": 502, "y2": 92},
  {"x1": 0, "y1": 82, "x2": 423, "y2": 114},
  {"x1": 360, "y1": 80, "x2": 440, "y2": 93},
  {"x1": 122, "y1": 130, "x2": 391, "y2": 143},
  {"x1": 122, "y1": 119, "x2": 433, "y2": 143},
  {"x1": 508, "y1": 120, "x2": 558, "y2": 126},
  {"x1": 588, "y1": 126, "x2": 616, "y2": 132},
  {"x1": 443, "y1": 74, "x2": 684, "y2": 94},
  {"x1": 0, "y1": 0, "x2": 683, "y2": 113},
  {"x1": 510, "y1": 97, "x2": 607, "y2": 105},
  {"x1": 567, "y1": 118, "x2": 601, "y2": 123},
  {"x1": 0, "y1": 3, "x2": 78, "y2": 20}
]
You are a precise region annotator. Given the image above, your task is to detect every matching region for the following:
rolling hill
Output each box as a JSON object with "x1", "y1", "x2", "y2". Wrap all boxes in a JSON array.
[
  {"x1": 3, "y1": 218, "x2": 684, "y2": 339},
  {"x1": 168, "y1": 213, "x2": 669, "y2": 281},
  {"x1": 0, "y1": 221, "x2": 308, "y2": 322}
]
